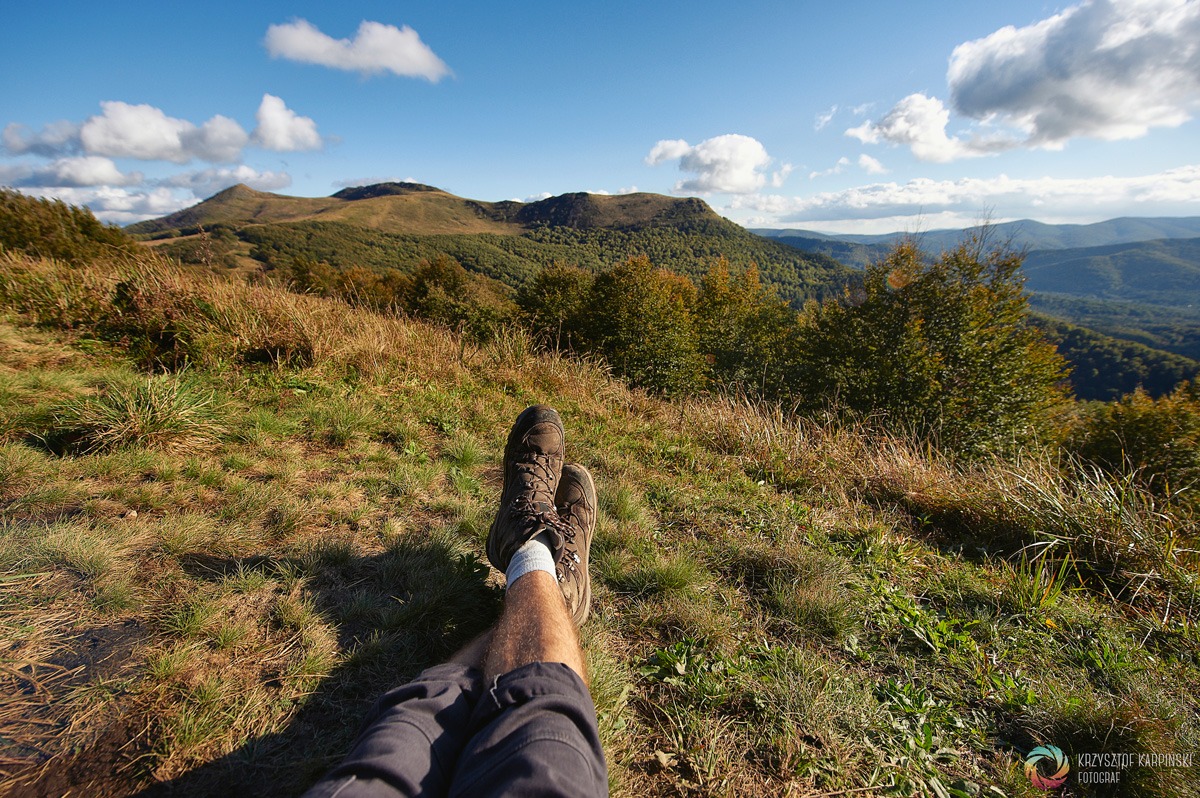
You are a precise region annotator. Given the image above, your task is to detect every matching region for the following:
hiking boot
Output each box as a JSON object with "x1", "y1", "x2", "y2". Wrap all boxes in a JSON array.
[
  {"x1": 487, "y1": 405, "x2": 569, "y2": 573},
  {"x1": 555, "y1": 463, "x2": 596, "y2": 625}
]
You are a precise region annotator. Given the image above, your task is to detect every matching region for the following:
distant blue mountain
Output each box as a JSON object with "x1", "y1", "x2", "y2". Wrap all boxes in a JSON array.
[
  {"x1": 752, "y1": 216, "x2": 1200, "y2": 253},
  {"x1": 1022, "y1": 237, "x2": 1200, "y2": 309}
]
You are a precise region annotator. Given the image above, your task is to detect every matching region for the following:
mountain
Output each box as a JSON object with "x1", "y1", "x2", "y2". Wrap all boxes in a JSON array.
[
  {"x1": 1033, "y1": 314, "x2": 1199, "y2": 401},
  {"x1": 127, "y1": 186, "x2": 1198, "y2": 399},
  {"x1": 129, "y1": 183, "x2": 732, "y2": 238},
  {"x1": 1022, "y1": 237, "x2": 1200, "y2": 309},
  {"x1": 756, "y1": 235, "x2": 887, "y2": 271},
  {"x1": 754, "y1": 216, "x2": 1200, "y2": 254},
  {"x1": 129, "y1": 184, "x2": 853, "y2": 305}
]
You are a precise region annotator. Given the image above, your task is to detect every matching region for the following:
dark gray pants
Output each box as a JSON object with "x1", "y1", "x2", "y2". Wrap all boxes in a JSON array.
[{"x1": 303, "y1": 662, "x2": 608, "y2": 798}]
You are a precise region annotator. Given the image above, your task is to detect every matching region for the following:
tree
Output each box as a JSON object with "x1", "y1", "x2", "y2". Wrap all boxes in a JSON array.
[
  {"x1": 0, "y1": 188, "x2": 137, "y2": 262},
  {"x1": 693, "y1": 259, "x2": 799, "y2": 398},
  {"x1": 1066, "y1": 380, "x2": 1200, "y2": 506},
  {"x1": 516, "y1": 263, "x2": 593, "y2": 351},
  {"x1": 789, "y1": 238, "x2": 1068, "y2": 456},
  {"x1": 586, "y1": 255, "x2": 703, "y2": 394}
]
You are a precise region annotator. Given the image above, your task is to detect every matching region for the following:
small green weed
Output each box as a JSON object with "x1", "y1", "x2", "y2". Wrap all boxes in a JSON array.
[
  {"x1": 164, "y1": 597, "x2": 219, "y2": 638},
  {"x1": 640, "y1": 638, "x2": 753, "y2": 707},
  {"x1": 443, "y1": 436, "x2": 484, "y2": 470},
  {"x1": 1004, "y1": 544, "x2": 1075, "y2": 614}
]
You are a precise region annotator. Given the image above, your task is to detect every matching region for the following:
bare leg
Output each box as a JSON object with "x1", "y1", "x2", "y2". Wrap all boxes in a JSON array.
[
  {"x1": 448, "y1": 629, "x2": 494, "y2": 668},
  {"x1": 483, "y1": 571, "x2": 586, "y2": 683}
]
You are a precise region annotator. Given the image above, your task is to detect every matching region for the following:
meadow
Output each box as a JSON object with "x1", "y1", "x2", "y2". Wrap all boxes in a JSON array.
[{"x1": 1, "y1": 239, "x2": 1198, "y2": 796}]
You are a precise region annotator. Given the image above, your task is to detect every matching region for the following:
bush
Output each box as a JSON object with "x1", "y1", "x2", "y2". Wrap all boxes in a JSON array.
[
  {"x1": 0, "y1": 188, "x2": 137, "y2": 263},
  {"x1": 287, "y1": 254, "x2": 516, "y2": 341},
  {"x1": 1065, "y1": 381, "x2": 1200, "y2": 506},
  {"x1": 519, "y1": 257, "x2": 802, "y2": 397},
  {"x1": 585, "y1": 255, "x2": 704, "y2": 394},
  {"x1": 516, "y1": 262, "x2": 593, "y2": 350},
  {"x1": 693, "y1": 260, "x2": 798, "y2": 398},
  {"x1": 789, "y1": 238, "x2": 1068, "y2": 457}
]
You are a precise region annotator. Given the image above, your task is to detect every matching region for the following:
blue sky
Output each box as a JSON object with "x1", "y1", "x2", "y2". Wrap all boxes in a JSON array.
[{"x1": 3, "y1": 1, "x2": 1198, "y2": 232}]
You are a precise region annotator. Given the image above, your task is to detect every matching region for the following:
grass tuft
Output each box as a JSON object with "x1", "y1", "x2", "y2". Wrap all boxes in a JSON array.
[{"x1": 44, "y1": 373, "x2": 225, "y2": 454}]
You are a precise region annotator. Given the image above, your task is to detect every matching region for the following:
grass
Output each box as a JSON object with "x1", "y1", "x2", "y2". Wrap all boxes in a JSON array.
[
  {"x1": 1, "y1": 250, "x2": 1198, "y2": 797},
  {"x1": 41, "y1": 372, "x2": 225, "y2": 454}
]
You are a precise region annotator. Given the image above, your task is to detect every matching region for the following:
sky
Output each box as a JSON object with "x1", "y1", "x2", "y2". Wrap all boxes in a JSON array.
[{"x1": 2, "y1": 0, "x2": 1199, "y2": 233}]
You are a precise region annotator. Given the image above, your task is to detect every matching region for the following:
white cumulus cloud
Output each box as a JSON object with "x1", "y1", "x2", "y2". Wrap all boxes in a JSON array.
[
  {"x1": 77, "y1": 102, "x2": 250, "y2": 163},
  {"x1": 18, "y1": 186, "x2": 191, "y2": 225},
  {"x1": 846, "y1": 93, "x2": 1017, "y2": 162},
  {"x1": 728, "y1": 165, "x2": 1200, "y2": 227},
  {"x1": 159, "y1": 166, "x2": 292, "y2": 197},
  {"x1": 949, "y1": 0, "x2": 1200, "y2": 146},
  {"x1": 7, "y1": 98, "x2": 319, "y2": 166},
  {"x1": 3, "y1": 121, "x2": 81, "y2": 157},
  {"x1": 265, "y1": 19, "x2": 451, "y2": 81},
  {"x1": 0, "y1": 156, "x2": 141, "y2": 188},
  {"x1": 645, "y1": 134, "x2": 775, "y2": 194},
  {"x1": 852, "y1": 0, "x2": 1200, "y2": 161},
  {"x1": 252, "y1": 94, "x2": 322, "y2": 152},
  {"x1": 78, "y1": 102, "x2": 191, "y2": 162}
]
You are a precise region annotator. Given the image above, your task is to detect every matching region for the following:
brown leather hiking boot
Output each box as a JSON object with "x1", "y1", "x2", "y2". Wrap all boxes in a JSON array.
[
  {"x1": 487, "y1": 405, "x2": 569, "y2": 573},
  {"x1": 555, "y1": 463, "x2": 596, "y2": 625}
]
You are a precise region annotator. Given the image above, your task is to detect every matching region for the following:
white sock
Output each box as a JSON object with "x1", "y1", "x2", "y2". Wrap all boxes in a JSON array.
[{"x1": 505, "y1": 532, "x2": 556, "y2": 588}]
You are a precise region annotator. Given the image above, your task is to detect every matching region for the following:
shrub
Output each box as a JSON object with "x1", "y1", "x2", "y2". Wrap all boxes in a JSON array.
[
  {"x1": 0, "y1": 188, "x2": 137, "y2": 262},
  {"x1": 585, "y1": 256, "x2": 704, "y2": 394},
  {"x1": 693, "y1": 260, "x2": 799, "y2": 398},
  {"x1": 1065, "y1": 380, "x2": 1200, "y2": 506},
  {"x1": 516, "y1": 262, "x2": 593, "y2": 350},
  {"x1": 287, "y1": 253, "x2": 516, "y2": 341},
  {"x1": 789, "y1": 238, "x2": 1068, "y2": 457}
]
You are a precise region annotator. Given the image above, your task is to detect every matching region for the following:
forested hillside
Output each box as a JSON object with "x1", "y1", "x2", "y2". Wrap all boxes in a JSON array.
[
  {"x1": 755, "y1": 216, "x2": 1200, "y2": 252},
  {"x1": 1022, "y1": 237, "x2": 1200, "y2": 308},
  {"x1": 1029, "y1": 294, "x2": 1200, "y2": 362},
  {"x1": 1035, "y1": 316, "x2": 1200, "y2": 401}
]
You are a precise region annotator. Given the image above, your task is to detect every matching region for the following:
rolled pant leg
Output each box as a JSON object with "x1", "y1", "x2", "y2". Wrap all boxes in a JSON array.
[
  {"x1": 303, "y1": 663, "x2": 483, "y2": 798},
  {"x1": 447, "y1": 662, "x2": 608, "y2": 798}
]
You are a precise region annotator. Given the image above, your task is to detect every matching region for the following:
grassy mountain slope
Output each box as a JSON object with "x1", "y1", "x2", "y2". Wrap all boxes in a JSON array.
[
  {"x1": 131, "y1": 184, "x2": 853, "y2": 306},
  {"x1": 128, "y1": 183, "x2": 521, "y2": 237},
  {"x1": 129, "y1": 184, "x2": 735, "y2": 239},
  {"x1": 2, "y1": 247, "x2": 1199, "y2": 797}
]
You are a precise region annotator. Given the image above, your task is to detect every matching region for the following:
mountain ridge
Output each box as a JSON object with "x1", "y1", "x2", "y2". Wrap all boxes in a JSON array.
[
  {"x1": 754, "y1": 215, "x2": 1200, "y2": 252},
  {"x1": 128, "y1": 183, "x2": 729, "y2": 238},
  {"x1": 129, "y1": 183, "x2": 853, "y2": 307}
]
